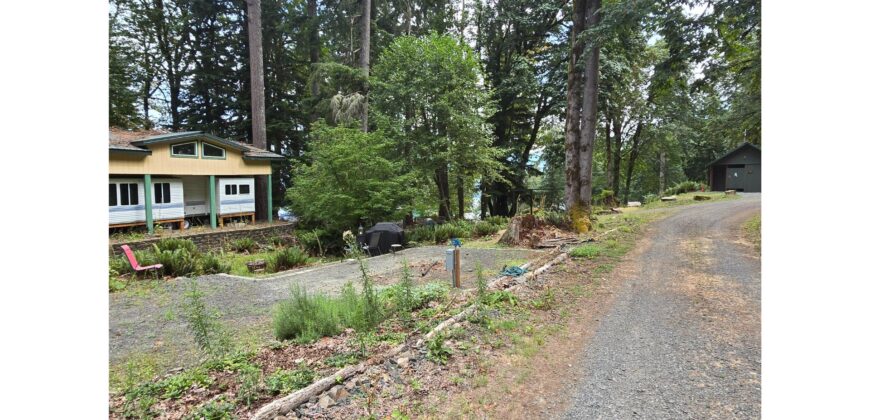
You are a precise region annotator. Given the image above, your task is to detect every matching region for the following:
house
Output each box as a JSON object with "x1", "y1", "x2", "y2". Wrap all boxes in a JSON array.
[
  {"x1": 109, "y1": 128, "x2": 284, "y2": 232},
  {"x1": 707, "y1": 142, "x2": 761, "y2": 192}
]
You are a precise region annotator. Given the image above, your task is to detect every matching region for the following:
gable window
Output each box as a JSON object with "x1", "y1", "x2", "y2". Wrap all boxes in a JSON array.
[
  {"x1": 154, "y1": 183, "x2": 171, "y2": 204},
  {"x1": 113, "y1": 183, "x2": 139, "y2": 206},
  {"x1": 202, "y1": 143, "x2": 226, "y2": 159},
  {"x1": 170, "y1": 142, "x2": 197, "y2": 157},
  {"x1": 109, "y1": 184, "x2": 118, "y2": 206},
  {"x1": 239, "y1": 185, "x2": 250, "y2": 195}
]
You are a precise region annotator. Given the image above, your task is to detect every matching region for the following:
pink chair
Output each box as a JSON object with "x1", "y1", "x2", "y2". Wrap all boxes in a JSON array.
[{"x1": 121, "y1": 244, "x2": 163, "y2": 273}]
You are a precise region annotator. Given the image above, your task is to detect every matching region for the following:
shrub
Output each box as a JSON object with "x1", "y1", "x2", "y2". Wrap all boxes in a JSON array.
[
  {"x1": 264, "y1": 363, "x2": 316, "y2": 395},
  {"x1": 472, "y1": 220, "x2": 500, "y2": 237},
  {"x1": 228, "y1": 237, "x2": 258, "y2": 253},
  {"x1": 663, "y1": 180, "x2": 708, "y2": 196},
  {"x1": 111, "y1": 250, "x2": 160, "y2": 276},
  {"x1": 154, "y1": 237, "x2": 197, "y2": 254},
  {"x1": 295, "y1": 229, "x2": 325, "y2": 256},
  {"x1": 267, "y1": 247, "x2": 309, "y2": 272},
  {"x1": 486, "y1": 215, "x2": 511, "y2": 227},
  {"x1": 269, "y1": 235, "x2": 291, "y2": 248},
  {"x1": 200, "y1": 252, "x2": 231, "y2": 275},
  {"x1": 152, "y1": 246, "x2": 199, "y2": 277},
  {"x1": 273, "y1": 285, "x2": 341, "y2": 342},
  {"x1": 643, "y1": 193, "x2": 659, "y2": 204},
  {"x1": 394, "y1": 261, "x2": 415, "y2": 324},
  {"x1": 109, "y1": 268, "x2": 126, "y2": 292},
  {"x1": 236, "y1": 364, "x2": 261, "y2": 406},
  {"x1": 154, "y1": 368, "x2": 213, "y2": 399},
  {"x1": 569, "y1": 244, "x2": 601, "y2": 259},
  {"x1": 426, "y1": 331, "x2": 453, "y2": 364},
  {"x1": 538, "y1": 210, "x2": 569, "y2": 228},
  {"x1": 185, "y1": 397, "x2": 235, "y2": 420}
]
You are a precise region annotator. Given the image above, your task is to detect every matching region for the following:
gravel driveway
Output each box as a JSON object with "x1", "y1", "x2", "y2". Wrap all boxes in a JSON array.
[
  {"x1": 109, "y1": 246, "x2": 541, "y2": 366},
  {"x1": 563, "y1": 194, "x2": 761, "y2": 419}
]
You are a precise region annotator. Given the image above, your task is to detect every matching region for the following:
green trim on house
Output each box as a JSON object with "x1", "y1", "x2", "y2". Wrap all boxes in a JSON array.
[
  {"x1": 133, "y1": 132, "x2": 248, "y2": 153},
  {"x1": 109, "y1": 148, "x2": 152, "y2": 156},
  {"x1": 169, "y1": 141, "x2": 199, "y2": 158},
  {"x1": 267, "y1": 174, "x2": 273, "y2": 223},
  {"x1": 144, "y1": 174, "x2": 154, "y2": 233},
  {"x1": 200, "y1": 141, "x2": 227, "y2": 160},
  {"x1": 242, "y1": 155, "x2": 284, "y2": 161},
  {"x1": 209, "y1": 175, "x2": 217, "y2": 229}
]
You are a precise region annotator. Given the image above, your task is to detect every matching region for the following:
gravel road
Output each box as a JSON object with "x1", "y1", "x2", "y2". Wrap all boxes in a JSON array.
[
  {"x1": 563, "y1": 194, "x2": 761, "y2": 419},
  {"x1": 109, "y1": 246, "x2": 541, "y2": 365}
]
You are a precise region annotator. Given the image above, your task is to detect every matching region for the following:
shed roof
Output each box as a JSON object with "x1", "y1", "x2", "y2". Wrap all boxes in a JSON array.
[
  {"x1": 706, "y1": 142, "x2": 761, "y2": 167},
  {"x1": 108, "y1": 127, "x2": 284, "y2": 160}
]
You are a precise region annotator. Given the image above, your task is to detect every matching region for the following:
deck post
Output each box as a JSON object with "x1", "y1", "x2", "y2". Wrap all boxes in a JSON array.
[
  {"x1": 143, "y1": 174, "x2": 153, "y2": 233},
  {"x1": 209, "y1": 175, "x2": 217, "y2": 229},
  {"x1": 267, "y1": 173, "x2": 273, "y2": 223}
]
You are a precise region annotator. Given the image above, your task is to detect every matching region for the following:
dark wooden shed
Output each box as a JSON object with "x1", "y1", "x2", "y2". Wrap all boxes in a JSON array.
[{"x1": 707, "y1": 142, "x2": 761, "y2": 192}]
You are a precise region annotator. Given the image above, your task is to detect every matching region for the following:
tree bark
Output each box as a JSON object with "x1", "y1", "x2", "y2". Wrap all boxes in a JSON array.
[
  {"x1": 577, "y1": 0, "x2": 601, "y2": 208},
  {"x1": 564, "y1": 0, "x2": 586, "y2": 209},
  {"x1": 659, "y1": 149, "x2": 667, "y2": 195},
  {"x1": 435, "y1": 168, "x2": 452, "y2": 220},
  {"x1": 457, "y1": 176, "x2": 465, "y2": 219},
  {"x1": 610, "y1": 115, "x2": 623, "y2": 199},
  {"x1": 604, "y1": 117, "x2": 611, "y2": 188},
  {"x1": 359, "y1": 0, "x2": 371, "y2": 132},
  {"x1": 623, "y1": 125, "x2": 643, "y2": 204},
  {"x1": 247, "y1": 0, "x2": 269, "y2": 221}
]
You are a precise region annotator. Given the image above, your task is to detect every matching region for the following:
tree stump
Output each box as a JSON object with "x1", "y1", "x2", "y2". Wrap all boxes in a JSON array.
[{"x1": 246, "y1": 259, "x2": 267, "y2": 272}]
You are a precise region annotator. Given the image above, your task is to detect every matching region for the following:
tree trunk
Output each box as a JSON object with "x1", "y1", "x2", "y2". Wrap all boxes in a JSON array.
[
  {"x1": 659, "y1": 149, "x2": 667, "y2": 195},
  {"x1": 247, "y1": 0, "x2": 269, "y2": 222},
  {"x1": 604, "y1": 117, "x2": 611, "y2": 189},
  {"x1": 435, "y1": 168, "x2": 452, "y2": 220},
  {"x1": 564, "y1": 0, "x2": 586, "y2": 209},
  {"x1": 359, "y1": 0, "x2": 371, "y2": 132},
  {"x1": 577, "y1": 0, "x2": 601, "y2": 208},
  {"x1": 611, "y1": 116, "x2": 623, "y2": 199},
  {"x1": 457, "y1": 176, "x2": 465, "y2": 220},
  {"x1": 623, "y1": 125, "x2": 643, "y2": 204},
  {"x1": 308, "y1": 0, "x2": 320, "y2": 100}
]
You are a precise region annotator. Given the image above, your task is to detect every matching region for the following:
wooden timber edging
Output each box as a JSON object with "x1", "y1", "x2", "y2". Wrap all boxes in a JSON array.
[{"x1": 251, "y1": 251, "x2": 569, "y2": 420}]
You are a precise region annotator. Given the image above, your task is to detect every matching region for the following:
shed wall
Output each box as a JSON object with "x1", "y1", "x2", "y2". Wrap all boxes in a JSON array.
[{"x1": 109, "y1": 142, "x2": 272, "y2": 176}]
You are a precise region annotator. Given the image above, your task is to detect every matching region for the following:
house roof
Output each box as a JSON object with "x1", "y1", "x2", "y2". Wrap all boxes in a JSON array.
[
  {"x1": 108, "y1": 127, "x2": 284, "y2": 160},
  {"x1": 706, "y1": 142, "x2": 761, "y2": 167}
]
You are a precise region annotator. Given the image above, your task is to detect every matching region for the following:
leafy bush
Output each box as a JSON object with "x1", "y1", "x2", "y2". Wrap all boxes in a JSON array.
[
  {"x1": 569, "y1": 244, "x2": 601, "y2": 259},
  {"x1": 643, "y1": 193, "x2": 659, "y2": 204},
  {"x1": 185, "y1": 397, "x2": 235, "y2": 420},
  {"x1": 663, "y1": 180, "x2": 708, "y2": 196},
  {"x1": 485, "y1": 215, "x2": 511, "y2": 227},
  {"x1": 538, "y1": 210, "x2": 569, "y2": 228},
  {"x1": 264, "y1": 363, "x2": 316, "y2": 395},
  {"x1": 154, "y1": 368, "x2": 213, "y2": 399},
  {"x1": 269, "y1": 235, "x2": 291, "y2": 247},
  {"x1": 154, "y1": 237, "x2": 197, "y2": 253},
  {"x1": 111, "y1": 250, "x2": 160, "y2": 276},
  {"x1": 152, "y1": 246, "x2": 199, "y2": 277},
  {"x1": 228, "y1": 237, "x2": 258, "y2": 253},
  {"x1": 483, "y1": 290, "x2": 518, "y2": 307},
  {"x1": 236, "y1": 364, "x2": 261, "y2": 406},
  {"x1": 472, "y1": 220, "x2": 500, "y2": 236},
  {"x1": 295, "y1": 229, "x2": 325, "y2": 256},
  {"x1": 267, "y1": 247, "x2": 309, "y2": 272},
  {"x1": 200, "y1": 252, "x2": 231, "y2": 275},
  {"x1": 324, "y1": 352, "x2": 360, "y2": 368},
  {"x1": 426, "y1": 331, "x2": 453, "y2": 364},
  {"x1": 273, "y1": 285, "x2": 341, "y2": 342},
  {"x1": 109, "y1": 268, "x2": 126, "y2": 292}
]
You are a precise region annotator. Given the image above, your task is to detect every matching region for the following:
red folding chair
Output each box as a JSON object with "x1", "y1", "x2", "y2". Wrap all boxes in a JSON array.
[{"x1": 120, "y1": 244, "x2": 163, "y2": 275}]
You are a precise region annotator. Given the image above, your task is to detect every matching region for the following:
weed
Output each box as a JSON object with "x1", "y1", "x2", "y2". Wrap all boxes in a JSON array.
[
  {"x1": 395, "y1": 260, "x2": 415, "y2": 325},
  {"x1": 483, "y1": 290, "x2": 518, "y2": 307},
  {"x1": 236, "y1": 364, "x2": 262, "y2": 406},
  {"x1": 530, "y1": 287, "x2": 555, "y2": 310},
  {"x1": 182, "y1": 280, "x2": 232, "y2": 358},
  {"x1": 410, "y1": 378, "x2": 422, "y2": 391},
  {"x1": 426, "y1": 331, "x2": 453, "y2": 364},
  {"x1": 273, "y1": 284, "x2": 341, "y2": 342},
  {"x1": 200, "y1": 251, "x2": 231, "y2": 274},
  {"x1": 324, "y1": 352, "x2": 360, "y2": 368},
  {"x1": 155, "y1": 237, "x2": 197, "y2": 253},
  {"x1": 475, "y1": 263, "x2": 488, "y2": 302},
  {"x1": 185, "y1": 397, "x2": 235, "y2": 420},
  {"x1": 265, "y1": 364, "x2": 316, "y2": 395},
  {"x1": 155, "y1": 368, "x2": 213, "y2": 399},
  {"x1": 569, "y1": 244, "x2": 601, "y2": 259}
]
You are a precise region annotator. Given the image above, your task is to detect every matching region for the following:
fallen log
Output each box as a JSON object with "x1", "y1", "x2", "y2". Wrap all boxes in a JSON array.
[
  {"x1": 661, "y1": 195, "x2": 678, "y2": 201},
  {"x1": 693, "y1": 195, "x2": 712, "y2": 201}
]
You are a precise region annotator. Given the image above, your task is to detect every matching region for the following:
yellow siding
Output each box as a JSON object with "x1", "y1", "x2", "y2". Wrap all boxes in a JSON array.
[{"x1": 109, "y1": 142, "x2": 272, "y2": 175}]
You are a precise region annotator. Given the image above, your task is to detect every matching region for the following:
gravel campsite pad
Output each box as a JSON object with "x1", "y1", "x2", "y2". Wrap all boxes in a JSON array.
[{"x1": 109, "y1": 246, "x2": 543, "y2": 369}]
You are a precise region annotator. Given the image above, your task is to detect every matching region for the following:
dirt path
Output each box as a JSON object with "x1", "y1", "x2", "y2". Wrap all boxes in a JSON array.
[
  {"x1": 109, "y1": 246, "x2": 542, "y2": 367},
  {"x1": 562, "y1": 194, "x2": 761, "y2": 418}
]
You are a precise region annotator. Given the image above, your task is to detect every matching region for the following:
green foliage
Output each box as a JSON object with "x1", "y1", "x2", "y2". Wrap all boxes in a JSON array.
[
  {"x1": 155, "y1": 368, "x2": 213, "y2": 399},
  {"x1": 483, "y1": 290, "x2": 518, "y2": 307},
  {"x1": 286, "y1": 123, "x2": 418, "y2": 231},
  {"x1": 272, "y1": 285, "x2": 341, "y2": 342},
  {"x1": 663, "y1": 181, "x2": 707, "y2": 196},
  {"x1": 475, "y1": 263, "x2": 488, "y2": 302},
  {"x1": 530, "y1": 287, "x2": 556, "y2": 311},
  {"x1": 472, "y1": 220, "x2": 501, "y2": 237},
  {"x1": 181, "y1": 280, "x2": 232, "y2": 358},
  {"x1": 570, "y1": 244, "x2": 602, "y2": 259},
  {"x1": 185, "y1": 397, "x2": 235, "y2": 420},
  {"x1": 394, "y1": 261, "x2": 415, "y2": 324},
  {"x1": 426, "y1": 332, "x2": 453, "y2": 364},
  {"x1": 109, "y1": 268, "x2": 126, "y2": 292},
  {"x1": 200, "y1": 252, "x2": 231, "y2": 275},
  {"x1": 324, "y1": 352, "x2": 360, "y2": 368},
  {"x1": 227, "y1": 238, "x2": 258, "y2": 253},
  {"x1": 269, "y1": 236, "x2": 291, "y2": 248},
  {"x1": 538, "y1": 210, "x2": 570, "y2": 228},
  {"x1": 486, "y1": 216, "x2": 511, "y2": 227},
  {"x1": 295, "y1": 229, "x2": 325, "y2": 256},
  {"x1": 236, "y1": 364, "x2": 261, "y2": 406},
  {"x1": 152, "y1": 246, "x2": 199, "y2": 277},
  {"x1": 264, "y1": 364, "x2": 316, "y2": 395},
  {"x1": 267, "y1": 247, "x2": 310, "y2": 272},
  {"x1": 155, "y1": 238, "x2": 198, "y2": 253}
]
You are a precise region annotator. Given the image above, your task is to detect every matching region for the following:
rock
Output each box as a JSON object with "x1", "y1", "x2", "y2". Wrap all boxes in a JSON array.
[
  {"x1": 328, "y1": 385, "x2": 349, "y2": 401},
  {"x1": 274, "y1": 416, "x2": 288, "y2": 420},
  {"x1": 725, "y1": 190, "x2": 737, "y2": 195},
  {"x1": 627, "y1": 201, "x2": 642, "y2": 207},
  {"x1": 397, "y1": 357, "x2": 410, "y2": 369},
  {"x1": 318, "y1": 394, "x2": 335, "y2": 410},
  {"x1": 661, "y1": 195, "x2": 678, "y2": 201},
  {"x1": 345, "y1": 378, "x2": 357, "y2": 390}
]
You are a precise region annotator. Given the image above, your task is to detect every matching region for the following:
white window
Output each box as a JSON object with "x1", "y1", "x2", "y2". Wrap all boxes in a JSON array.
[
  {"x1": 111, "y1": 183, "x2": 139, "y2": 206},
  {"x1": 171, "y1": 142, "x2": 197, "y2": 157},
  {"x1": 202, "y1": 143, "x2": 226, "y2": 159},
  {"x1": 154, "y1": 183, "x2": 171, "y2": 204}
]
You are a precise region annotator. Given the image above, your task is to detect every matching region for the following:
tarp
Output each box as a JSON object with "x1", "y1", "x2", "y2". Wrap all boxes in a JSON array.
[{"x1": 357, "y1": 222, "x2": 405, "y2": 256}]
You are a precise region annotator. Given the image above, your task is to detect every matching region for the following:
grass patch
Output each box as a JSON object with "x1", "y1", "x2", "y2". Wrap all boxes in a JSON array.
[
  {"x1": 569, "y1": 244, "x2": 601, "y2": 259},
  {"x1": 743, "y1": 213, "x2": 761, "y2": 251}
]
